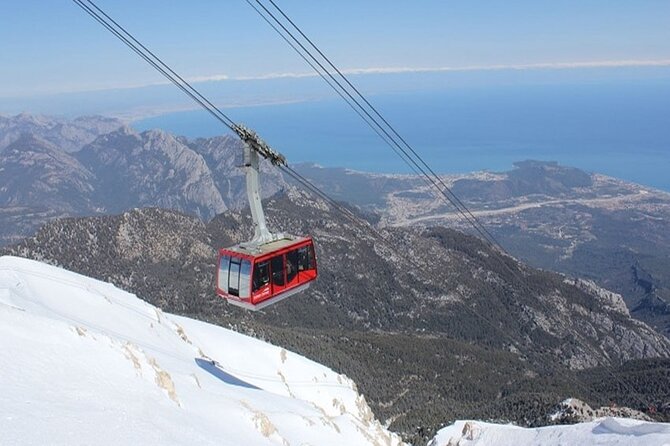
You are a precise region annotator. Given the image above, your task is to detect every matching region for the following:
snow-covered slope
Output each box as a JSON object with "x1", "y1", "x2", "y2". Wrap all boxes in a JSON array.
[
  {"x1": 428, "y1": 418, "x2": 670, "y2": 446},
  {"x1": 0, "y1": 256, "x2": 404, "y2": 446}
]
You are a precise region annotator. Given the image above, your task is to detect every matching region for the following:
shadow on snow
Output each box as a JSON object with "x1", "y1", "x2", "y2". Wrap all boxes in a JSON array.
[{"x1": 194, "y1": 357, "x2": 261, "y2": 390}]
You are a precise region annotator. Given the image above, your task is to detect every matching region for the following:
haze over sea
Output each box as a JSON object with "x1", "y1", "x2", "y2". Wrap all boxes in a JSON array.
[{"x1": 138, "y1": 80, "x2": 670, "y2": 192}]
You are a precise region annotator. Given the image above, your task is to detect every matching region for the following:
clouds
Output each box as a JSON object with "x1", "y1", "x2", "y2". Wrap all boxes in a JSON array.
[
  {"x1": 187, "y1": 59, "x2": 670, "y2": 84},
  {"x1": 6, "y1": 58, "x2": 668, "y2": 98}
]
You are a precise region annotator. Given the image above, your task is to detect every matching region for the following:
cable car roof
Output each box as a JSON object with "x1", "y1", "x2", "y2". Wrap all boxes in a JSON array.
[{"x1": 220, "y1": 236, "x2": 313, "y2": 258}]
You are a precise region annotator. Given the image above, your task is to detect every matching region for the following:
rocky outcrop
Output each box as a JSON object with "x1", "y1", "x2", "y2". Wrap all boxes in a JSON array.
[
  {"x1": 189, "y1": 135, "x2": 286, "y2": 209},
  {"x1": 0, "y1": 134, "x2": 95, "y2": 212},
  {"x1": 0, "y1": 115, "x2": 289, "y2": 245},
  {"x1": 77, "y1": 127, "x2": 227, "y2": 219},
  {"x1": 546, "y1": 398, "x2": 651, "y2": 424}
]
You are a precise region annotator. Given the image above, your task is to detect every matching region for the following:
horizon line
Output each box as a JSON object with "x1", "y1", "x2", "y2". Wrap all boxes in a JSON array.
[
  {"x1": 229, "y1": 58, "x2": 670, "y2": 81},
  {"x1": 3, "y1": 58, "x2": 670, "y2": 98}
]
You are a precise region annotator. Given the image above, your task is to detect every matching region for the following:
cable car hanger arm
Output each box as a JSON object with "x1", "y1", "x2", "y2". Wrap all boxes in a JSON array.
[
  {"x1": 231, "y1": 124, "x2": 289, "y2": 247},
  {"x1": 232, "y1": 124, "x2": 286, "y2": 167}
]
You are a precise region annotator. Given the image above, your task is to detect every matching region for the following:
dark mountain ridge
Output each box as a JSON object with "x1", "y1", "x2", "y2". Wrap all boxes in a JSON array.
[
  {"x1": 4, "y1": 192, "x2": 670, "y2": 443},
  {"x1": 293, "y1": 161, "x2": 670, "y2": 341}
]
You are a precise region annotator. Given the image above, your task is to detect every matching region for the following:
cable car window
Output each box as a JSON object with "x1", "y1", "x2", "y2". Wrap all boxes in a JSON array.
[
  {"x1": 297, "y1": 247, "x2": 308, "y2": 271},
  {"x1": 286, "y1": 249, "x2": 298, "y2": 283},
  {"x1": 297, "y1": 245, "x2": 315, "y2": 271},
  {"x1": 239, "y1": 259, "x2": 251, "y2": 298},
  {"x1": 253, "y1": 261, "x2": 270, "y2": 291},
  {"x1": 228, "y1": 257, "x2": 241, "y2": 296},
  {"x1": 218, "y1": 255, "x2": 231, "y2": 291},
  {"x1": 271, "y1": 255, "x2": 285, "y2": 286}
]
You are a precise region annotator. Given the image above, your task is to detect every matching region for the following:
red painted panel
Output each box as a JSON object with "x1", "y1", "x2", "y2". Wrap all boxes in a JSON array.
[{"x1": 216, "y1": 237, "x2": 318, "y2": 309}]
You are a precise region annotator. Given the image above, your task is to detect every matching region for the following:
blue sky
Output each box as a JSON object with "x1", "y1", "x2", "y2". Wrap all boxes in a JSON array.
[{"x1": 2, "y1": 0, "x2": 669, "y2": 99}]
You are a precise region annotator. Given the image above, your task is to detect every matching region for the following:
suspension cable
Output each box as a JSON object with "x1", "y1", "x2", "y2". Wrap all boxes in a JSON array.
[
  {"x1": 73, "y1": 0, "x2": 652, "y2": 411},
  {"x1": 249, "y1": 0, "x2": 654, "y2": 410},
  {"x1": 264, "y1": 0, "x2": 502, "y2": 248},
  {"x1": 73, "y1": 0, "x2": 236, "y2": 132},
  {"x1": 249, "y1": 0, "x2": 501, "y2": 250}
]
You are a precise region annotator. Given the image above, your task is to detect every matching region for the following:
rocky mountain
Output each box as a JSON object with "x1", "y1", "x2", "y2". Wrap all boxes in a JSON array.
[
  {"x1": 294, "y1": 161, "x2": 670, "y2": 339},
  {"x1": 0, "y1": 114, "x2": 123, "y2": 244},
  {"x1": 0, "y1": 134, "x2": 95, "y2": 211},
  {"x1": 0, "y1": 134, "x2": 97, "y2": 245},
  {"x1": 189, "y1": 135, "x2": 285, "y2": 210},
  {"x1": 77, "y1": 127, "x2": 227, "y2": 219},
  {"x1": 2, "y1": 113, "x2": 668, "y2": 341},
  {"x1": 5, "y1": 191, "x2": 670, "y2": 444},
  {"x1": 0, "y1": 113, "x2": 123, "y2": 152},
  {"x1": 0, "y1": 114, "x2": 288, "y2": 245}
]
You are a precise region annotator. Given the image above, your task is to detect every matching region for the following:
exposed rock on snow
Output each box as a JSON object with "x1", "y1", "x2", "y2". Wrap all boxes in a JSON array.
[
  {"x1": 0, "y1": 256, "x2": 404, "y2": 446},
  {"x1": 547, "y1": 398, "x2": 651, "y2": 423},
  {"x1": 428, "y1": 417, "x2": 670, "y2": 446}
]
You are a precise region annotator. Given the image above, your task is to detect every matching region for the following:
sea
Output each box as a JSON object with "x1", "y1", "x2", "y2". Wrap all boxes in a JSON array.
[{"x1": 134, "y1": 82, "x2": 670, "y2": 192}]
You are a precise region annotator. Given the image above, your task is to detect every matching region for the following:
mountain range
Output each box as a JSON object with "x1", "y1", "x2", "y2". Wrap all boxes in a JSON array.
[
  {"x1": 296, "y1": 160, "x2": 670, "y2": 339},
  {"x1": 0, "y1": 113, "x2": 123, "y2": 152},
  {"x1": 0, "y1": 113, "x2": 284, "y2": 245},
  {"x1": 2, "y1": 114, "x2": 670, "y2": 443},
  {"x1": 5, "y1": 194, "x2": 670, "y2": 443},
  {"x1": 2, "y1": 114, "x2": 668, "y2": 344}
]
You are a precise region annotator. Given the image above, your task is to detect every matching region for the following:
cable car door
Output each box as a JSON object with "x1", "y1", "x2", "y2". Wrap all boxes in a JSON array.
[{"x1": 270, "y1": 254, "x2": 286, "y2": 295}]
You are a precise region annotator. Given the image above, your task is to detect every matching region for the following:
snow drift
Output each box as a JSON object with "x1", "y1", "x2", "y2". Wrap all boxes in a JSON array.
[
  {"x1": 428, "y1": 417, "x2": 670, "y2": 446},
  {"x1": 0, "y1": 256, "x2": 403, "y2": 445}
]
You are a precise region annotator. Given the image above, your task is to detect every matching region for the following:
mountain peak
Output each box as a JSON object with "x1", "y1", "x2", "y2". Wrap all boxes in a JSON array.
[
  {"x1": 4, "y1": 132, "x2": 57, "y2": 152},
  {"x1": 13, "y1": 112, "x2": 53, "y2": 126},
  {"x1": 76, "y1": 127, "x2": 228, "y2": 219},
  {"x1": 0, "y1": 113, "x2": 124, "y2": 153}
]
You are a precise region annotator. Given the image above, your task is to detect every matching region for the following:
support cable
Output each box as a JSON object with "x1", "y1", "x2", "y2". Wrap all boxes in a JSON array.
[
  {"x1": 265, "y1": 0, "x2": 502, "y2": 248},
  {"x1": 250, "y1": 0, "x2": 500, "y2": 249},
  {"x1": 243, "y1": 0, "x2": 425, "y2": 178},
  {"x1": 249, "y1": 0, "x2": 654, "y2": 411},
  {"x1": 73, "y1": 0, "x2": 237, "y2": 132},
  {"x1": 73, "y1": 0, "x2": 652, "y2": 412}
]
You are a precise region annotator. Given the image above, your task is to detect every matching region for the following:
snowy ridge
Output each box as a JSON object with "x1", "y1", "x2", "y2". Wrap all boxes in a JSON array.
[
  {"x1": 0, "y1": 256, "x2": 404, "y2": 446},
  {"x1": 428, "y1": 418, "x2": 670, "y2": 446},
  {"x1": 548, "y1": 397, "x2": 650, "y2": 422}
]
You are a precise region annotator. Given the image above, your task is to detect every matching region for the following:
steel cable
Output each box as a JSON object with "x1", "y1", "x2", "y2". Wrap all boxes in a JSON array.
[{"x1": 73, "y1": 0, "x2": 653, "y2": 412}]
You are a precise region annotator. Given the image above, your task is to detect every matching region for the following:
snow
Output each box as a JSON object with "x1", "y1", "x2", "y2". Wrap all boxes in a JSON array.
[
  {"x1": 0, "y1": 256, "x2": 404, "y2": 446},
  {"x1": 3, "y1": 255, "x2": 668, "y2": 446},
  {"x1": 428, "y1": 418, "x2": 670, "y2": 446}
]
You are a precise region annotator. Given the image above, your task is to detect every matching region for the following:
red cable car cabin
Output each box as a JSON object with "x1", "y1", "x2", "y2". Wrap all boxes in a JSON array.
[{"x1": 216, "y1": 236, "x2": 317, "y2": 310}]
